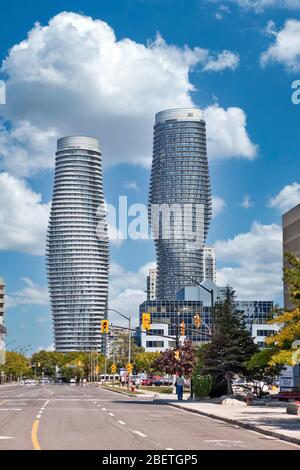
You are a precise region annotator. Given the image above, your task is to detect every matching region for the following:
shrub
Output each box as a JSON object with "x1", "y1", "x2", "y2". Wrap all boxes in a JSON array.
[{"x1": 193, "y1": 374, "x2": 212, "y2": 399}]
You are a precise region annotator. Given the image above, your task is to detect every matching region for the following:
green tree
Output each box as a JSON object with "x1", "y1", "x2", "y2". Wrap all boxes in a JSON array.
[
  {"x1": 201, "y1": 288, "x2": 258, "y2": 396},
  {"x1": 267, "y1": 252, "x2": 300, "y2": 366},
  {"x1": 112, "y1": 332, "x2": 144, "y2": 368},
  {"x1": 134, "y1": 352, "x2": 161, "y2": 373},
  {"x1": 31, "y1": 351, "x2": 65, "y2": 378},
  {"x1": 246, "y1": 348, "x2": 283, "y2": 397},
  {"x1": 1, "y1": 352, "x2": 32, "y2": 380}
]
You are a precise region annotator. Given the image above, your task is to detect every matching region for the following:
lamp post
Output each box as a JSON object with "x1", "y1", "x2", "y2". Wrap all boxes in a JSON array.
[
  {"x1": 107, "y1": 308, "x2": 132, "y2": 388},
  {"x1": 162, "y1": 298, "x2": 189, "y2": 349},
  {"x1": 177, "y1": 274, "x2": 215, "y2": 335}
]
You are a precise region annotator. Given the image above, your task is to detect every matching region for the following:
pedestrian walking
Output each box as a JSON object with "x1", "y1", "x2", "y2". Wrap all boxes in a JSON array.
[{"x1": 175, "y1": 372, "x2": 184, "y2": 401}]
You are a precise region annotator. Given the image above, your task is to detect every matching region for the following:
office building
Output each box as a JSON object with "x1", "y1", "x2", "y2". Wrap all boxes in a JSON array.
[
  {"x1": 236, "y1": 300, "x2": 274, "y2": 331},
  {"x1": 283, "y1": 204, "x2": 300, "y2": 309},
  {"x1": 47, "y1": 136, "x2": 109, "y2": 353},
  {"x1": 139, "y1": 298, "x2": 213, "y2": 352},
  {"x1": 149, "y1": 108, "x2": 212, "y2": 300}
]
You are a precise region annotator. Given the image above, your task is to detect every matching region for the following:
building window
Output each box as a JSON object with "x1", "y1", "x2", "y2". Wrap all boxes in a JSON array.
[{"x1": 146, "y1": 341, "x2": 164, "y2": 348}]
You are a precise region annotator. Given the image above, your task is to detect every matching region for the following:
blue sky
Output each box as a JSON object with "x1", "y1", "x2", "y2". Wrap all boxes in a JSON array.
[{"x1": 0, "y1": 0, "x2": 300, "y2": 352}]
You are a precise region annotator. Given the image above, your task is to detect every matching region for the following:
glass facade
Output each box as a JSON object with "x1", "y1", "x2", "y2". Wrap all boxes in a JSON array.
[
  {"x1": 149, "y1": 108, "x2": 211, "y2": 300},
  {"x1": 236, "y1": 301, "x2": 274, "y2": 331},
  {"x1": 139, "y1": 300, "x2": 212, "y2": 345},
  {"x1": 46, "y1": 136, "x2": 109, "y2": 353}
]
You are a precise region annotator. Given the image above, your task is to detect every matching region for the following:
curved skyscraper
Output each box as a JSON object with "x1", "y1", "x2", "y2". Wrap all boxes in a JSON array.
[
  {"x1": 149, "y1": 108, "x2": 212, "y2": 300},
  {"x1": 47, "y1": 136, "x2": 109, "y2": 352}
]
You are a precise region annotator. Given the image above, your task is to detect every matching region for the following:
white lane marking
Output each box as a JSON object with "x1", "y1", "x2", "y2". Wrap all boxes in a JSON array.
[
  {"x1": 36, "y1": 415, "x2": 41, "y2": 419},
  {"x1": 102, "y1": 407, "x2": 107, "y2": 411},
  {"x1": 108, "y1": 412, "x2": 114, "y2": 417},
  {"x1": 166, "y1": 448, "x2": 174, "y2": 450},
  {"x1": 0, "y1": 436, "x2": 15, "y2": 440},
  {"x1": 118, "y1": 421, "x2": 126, "y2": 425},
  {"x1": 132, "y1": 431, "x2": 147, "y2": 438},
  {"x1": 0, "y1": 408, "x2": 22, "y2": 411},
  {"x1": 205, "y1": 440, "x2": 243, "y2": 443}
]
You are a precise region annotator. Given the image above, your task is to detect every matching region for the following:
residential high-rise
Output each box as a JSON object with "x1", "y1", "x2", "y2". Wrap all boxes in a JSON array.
[
  {"x1": 149, "y1": 108, "x2": 212, "y2": 300},
  {"x1": 147, "y1": 268, "x2": 157, "y2": 300},
  {"x1": 47, "y1": 136, "x2": 109, "y2": 353},
  {"x1": 283, "y1": 203, "x2": 300, "y2": 309},
  {"x1": 203, "y1": 247, "x2": 216, "y2": 282}
]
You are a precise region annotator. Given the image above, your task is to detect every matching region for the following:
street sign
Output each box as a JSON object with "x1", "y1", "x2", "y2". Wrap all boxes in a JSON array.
[
  {"x1": 111, "y1": 364, "x2": 117, "y2": 374},
  {"x1": 126, "y1": 363, "x2": 133, "y2": 374}
]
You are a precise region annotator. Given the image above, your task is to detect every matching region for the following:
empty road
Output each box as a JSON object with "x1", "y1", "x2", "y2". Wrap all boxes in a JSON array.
[{"x1": 0, "y1": 384, "x2": 298, "y2": 450}]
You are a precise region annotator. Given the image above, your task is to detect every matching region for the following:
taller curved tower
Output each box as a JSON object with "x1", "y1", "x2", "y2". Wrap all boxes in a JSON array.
[
  {"x1": 149, "y1": 108, "x2": 212, "y2": 300},
  {"x1": 46, "y1": 136, "x2": 109, "y2": 352}
]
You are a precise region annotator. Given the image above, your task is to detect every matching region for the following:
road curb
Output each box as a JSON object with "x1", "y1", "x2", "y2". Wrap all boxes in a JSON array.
[
  {"x1": 155, "y1": 400, "x2": 300, "y2": 447},
  {"x1": 101, "y1": 386, "x2": 138, "y2": 397}
]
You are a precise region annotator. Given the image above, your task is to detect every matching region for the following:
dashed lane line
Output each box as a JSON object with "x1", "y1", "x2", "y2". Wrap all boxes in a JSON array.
[{"x1": 132, "y1": 431, "x2": 147, "y2": 438}]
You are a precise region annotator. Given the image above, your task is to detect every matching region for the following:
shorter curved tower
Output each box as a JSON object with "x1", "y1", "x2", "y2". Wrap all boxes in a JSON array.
[{"x1": 46, "y1": 136, "x2": 109, "y2": 352}]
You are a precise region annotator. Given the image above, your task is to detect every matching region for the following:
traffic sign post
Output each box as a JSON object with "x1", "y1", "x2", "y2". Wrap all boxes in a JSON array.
[{"x1": 111, "y1": 363, "x2": 117, "y2": 387}]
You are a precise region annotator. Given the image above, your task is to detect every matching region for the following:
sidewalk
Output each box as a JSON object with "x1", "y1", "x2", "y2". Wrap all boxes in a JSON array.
[{"x1": 153, "y1": 397, "x2": 300, "y2": 446}]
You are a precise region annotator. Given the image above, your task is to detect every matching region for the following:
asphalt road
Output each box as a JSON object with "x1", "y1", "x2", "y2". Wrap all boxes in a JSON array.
[{"x1": 0, "y1": 383, "x2": 298, "y2": 450}]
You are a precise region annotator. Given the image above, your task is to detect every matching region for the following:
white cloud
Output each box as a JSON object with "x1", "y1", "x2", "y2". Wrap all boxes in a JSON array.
[
  {"x1": 203, "y1": 51, "x2": 239, "y2": 72},
  {"x1": 212, "y1": 196, "x2": 226, "y2": 217},
  {"x1": 109, "y1": 261, "x2": 155, "y2": 324},
  {"x1": 241, "y1": 194, "x2": 254, "y2": 208},
  {"x1": 123, "y1": 180, "x2": 140, "y2": 191},
  {"x1": 211, "y1": 1, "x2": 300, "y2": 12},
  {"x1": 261, "y1": 20, "x2": 300, "y2": 72},
  {"x1": 215, "y1": 221, "x2": 282, "y2": 300},
  {"x1": 0, "y1": 11, "x2": 245, "y2": 176},
  {"x1": 37, "y1": 343, "x2": 54, "y2": 352},
  {"x1": 0, "y1": 121, "x2": 58, "y2": 178},
  {"x1": 205, "y1": 104, "x2": 258, "y2": 160},
  {"x1": 6, "y1": 277, "x2": 49, "y2": 308},
  {"x1": 268, "y1": 182, "x2": 300, "y2": 213},
  {"x1": 215, "y1": 4, "x2": 231, "y2": 20},
  {"x1": 0, "y1": 173, "x2": 50, "y2": 255}
]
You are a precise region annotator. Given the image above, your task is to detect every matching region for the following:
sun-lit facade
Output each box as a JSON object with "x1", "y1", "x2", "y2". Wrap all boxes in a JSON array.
[{"x1": 46, "y1": 136, "x2": 109, "y2": 353}]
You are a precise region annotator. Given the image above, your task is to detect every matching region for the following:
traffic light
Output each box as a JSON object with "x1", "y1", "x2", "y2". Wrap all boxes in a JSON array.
[
  {"x1": 193, "y1": 314, "x2": 201, "y2": 329},
  {"x1": 126, "y1": 363, "x2": 133, "y2": 374},
  {"x1": 180, "y1": 320, "x2": 185, "y2": 336},
  {"x1": 174, "y1": 350, "x2": 180, "y2": 360},
  {"x1": 101, "y1": 319, "x2": 109, "y2": 333},
  {"x1": 142, "y1": 313, "x2": 151, "y2": 331}
]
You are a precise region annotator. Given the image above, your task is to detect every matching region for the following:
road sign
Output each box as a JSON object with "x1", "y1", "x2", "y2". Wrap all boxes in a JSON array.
[
  {"x1": 126, "y1": 363, "x2": 133, "y2": 374},
  {"x1": 111, "y1": 364, "x2": 117, "y2": 374}
]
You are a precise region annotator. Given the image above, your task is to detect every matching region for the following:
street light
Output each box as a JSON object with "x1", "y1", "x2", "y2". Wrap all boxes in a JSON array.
[
  {"x1": 106, "y1": 308, "x2": 132, "y2": 387},
  {"x1": 161, "y1": 298, "x2": 189, "y2": 348},
  {"x1": 177, "y1": 274, "x2": 215, "y2": 335}
]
